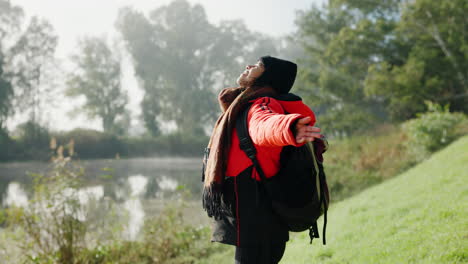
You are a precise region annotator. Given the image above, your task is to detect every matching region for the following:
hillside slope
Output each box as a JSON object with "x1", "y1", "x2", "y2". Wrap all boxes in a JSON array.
[{"x1": 281, "y1": 135, "x2": 468, "y2": 264}]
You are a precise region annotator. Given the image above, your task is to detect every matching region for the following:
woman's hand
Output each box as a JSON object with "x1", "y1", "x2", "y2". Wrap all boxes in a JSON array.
[{"x1": 294, "y1": 116, "x2": 322, "y2": 144}]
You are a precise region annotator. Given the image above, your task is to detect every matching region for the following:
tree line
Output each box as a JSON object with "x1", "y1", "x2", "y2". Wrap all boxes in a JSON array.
[
  {"x1": 0, "y1": 0, "x2": 466, "y2": 160},
  {"x1": 0, "y1": 0, "x2": 299, "y2": 137},
  {"x1": 294, "y1": 0, "x2": 467, "y2": 134}
]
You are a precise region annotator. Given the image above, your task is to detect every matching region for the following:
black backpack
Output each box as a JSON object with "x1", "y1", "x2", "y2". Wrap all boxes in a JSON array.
[{"x1": 236, "y1": 102, "x2": 330, "y2": 245}]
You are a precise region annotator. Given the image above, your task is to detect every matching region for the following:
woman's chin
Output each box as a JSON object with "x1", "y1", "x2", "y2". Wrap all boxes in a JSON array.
[{"x1": 237, "y1": 76, "x2": 253, "y2": 87}]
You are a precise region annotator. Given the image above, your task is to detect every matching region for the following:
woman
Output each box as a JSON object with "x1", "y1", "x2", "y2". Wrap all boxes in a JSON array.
[{"x1": 203, "y1": 56, "x2": 322, "y2": 264}]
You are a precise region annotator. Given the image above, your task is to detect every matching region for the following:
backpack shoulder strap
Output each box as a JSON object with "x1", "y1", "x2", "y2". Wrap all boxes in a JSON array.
[{"x1": 235, "y1": 104, "x2": 268, "y2": 181}]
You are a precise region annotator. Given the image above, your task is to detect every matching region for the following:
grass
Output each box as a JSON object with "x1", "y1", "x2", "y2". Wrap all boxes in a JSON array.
[
  {"x1": 202, "y1": 135, "x2": 468, "y2": 264},
  {"x1": 324, "y1": 124, "x2": 414, "y2": 201}
]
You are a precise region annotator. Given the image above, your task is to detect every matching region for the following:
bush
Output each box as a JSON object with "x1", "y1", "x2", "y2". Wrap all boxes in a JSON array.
[
  {"x1": 402, "y1": 102, "x2": 467, "y2": 160},
  {"x1": 81, "y1": 206, "x2": 220, "y2": 264},
  {"x1": 121, "y1": 136, "x2": 170, "y2": 157},
  {"x1": 162, "y1": 132, "x2": 209, "y2": 156},
  {"x1": 121, "y1": 133, "x2": 209, "y2": 157},
  {"x1": 11, "y1": 158, "x2": 89, "y2": 263},
  {"x1": 325, "y1": 124, "x2": 414, "y2": 201},
  {"x1": 2, "y1": 147, "x2": 219, "y2": 263},
  {"x1": 0, "y1": 145, "x2": 122, "y2": 264},
  {"x1": 1, "y1": 125, "x2": 209, "y2": 161},
  {"x1": 53, "y1": 129, "x2": 208, "y2": 159},
  {"x1": 0, "y1": 127, "x2": 15, "y2": 160},
  {"x1": 55, "y1": 129, "x2": 124, "y2": 159},
  {"x1": 13, "y1": 121, "x2": 51, "y2": 160}
]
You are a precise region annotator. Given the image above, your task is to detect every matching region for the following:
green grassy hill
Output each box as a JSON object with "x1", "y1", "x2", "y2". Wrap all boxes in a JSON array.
[
  {"x1": 281, "y1": 135, "x2": 468, "y2": 264},
  {"x1": 202, "y1": 135, "x2": 468, "y2": 264}
]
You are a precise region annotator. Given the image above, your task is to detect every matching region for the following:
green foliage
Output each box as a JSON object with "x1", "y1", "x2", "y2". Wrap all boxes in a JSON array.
[
  {"x1": 365, "y1": 58, "x2": 428, "y2": 120},
  {"x1": 54, "y1": 129, "x2": 124, "y2": 159},
  {"x1": 0, "y1": 127, "x2": 14, "y2": 160},
  {"x1": 324, "y1": 124, "x2": 415, "y2": 201},
  {"x1": 363, "y1": 0, "x2": 468, "y2": 119},
  {"x1": 2, "y1": 152, "x2": 119, "y2": 263},
  {"x1": 0, "y1": 0, "x2": 24, "y2": 128},
  {"x1": 140, "y1": 207, "x2": 218, "y2": 263},
  {"x1": 295, "y1": 2, "x2": 391, "y2": 135},
  {"x1": 297, "y1": 0, "x2": 468, "y2": 133},
  {"x1": 315, "y1": 103, "x2": 379, "y2": 137},
  {"x1": 0, "y1": 126, "x2": 208, "y2": 161},
  {"x1": 161, "y1": 132, "x2": 209, "y2": 156},
  {"x1": 79, "y1": 207, "x2": 220, "y2": 264},
  {"x1": 16, "y1": 120, "x2": 50, "y2": 145},
  {"x1": 62, "y1": 129, "x2": 209, "y2": 158},
  {"x1": 9, "y1": 156, "x2": 89, "y2": 263},
  {"x1": 0, "y1": 52, "x2": 13, "y2": 127},
  {"x1": 122, "y1": 132, "x2": 209, "y2": 157},
  {"x1": 9, "y1": 16, "x2": 58, "y2": 125},
  {"x1": 14, "y1": 120, "x2": 51, "y2": 160},
  {"x1": 1, "y1": 151, "x2": 219, "y2": 263},
  {"x1": 402, "y1": 102, "x2": 467, "y2": 160},
  {"x1": 0, "y1": 0, "x2": 24, "y2": 41}
]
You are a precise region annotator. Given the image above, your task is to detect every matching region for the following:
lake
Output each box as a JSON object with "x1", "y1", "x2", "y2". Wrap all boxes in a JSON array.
[{"x1": 0, "y1": 157, "x2": 207, "y2": 239}]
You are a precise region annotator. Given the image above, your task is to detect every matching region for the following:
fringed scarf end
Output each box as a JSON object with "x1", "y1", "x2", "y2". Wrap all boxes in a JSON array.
[{"x1": 202, "y1": 183, "x2": 224, "y2": 220}]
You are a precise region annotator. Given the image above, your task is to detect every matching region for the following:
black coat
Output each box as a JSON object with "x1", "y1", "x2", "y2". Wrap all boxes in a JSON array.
[{"x1": 210, "y1": 167, "x2": 289, "y2": 247}]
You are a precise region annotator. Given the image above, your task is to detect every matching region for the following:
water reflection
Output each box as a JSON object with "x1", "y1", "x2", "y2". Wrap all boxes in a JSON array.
[
  {"x1": 3, "y1": 182, "x2": 28, "y2": 207},
  {"x1": 0, "y1": 158, "x2": 203, "y2": 239},
  {"x1": 77, "y1": 186, "x2": 104, "y2": 204},
  {"x1": 124, "y1": 175, "x2": 148, "y2": 240},
  {"x1": 128, "y1": 175, "x2": 148, "y2": 197},
  {"x1": 158, "y1": 175, "x2": 178, "y2": 191},
  {"x1": 75, "y1": 186, "x2": 104, "y2": 221},
  {"x1": 0, "y1": 157, "x2": 202, "y2": 202}
]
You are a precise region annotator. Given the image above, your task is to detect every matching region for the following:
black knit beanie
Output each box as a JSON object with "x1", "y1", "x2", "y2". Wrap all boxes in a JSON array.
[{"x1": 254, "y1": 56, "x2": 298, "y2": 94}]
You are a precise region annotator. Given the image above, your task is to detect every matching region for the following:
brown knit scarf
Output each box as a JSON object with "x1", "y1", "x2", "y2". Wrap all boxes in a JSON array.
[{"x1": 202, "y1": 86, "x2": 277, "y2": 219}]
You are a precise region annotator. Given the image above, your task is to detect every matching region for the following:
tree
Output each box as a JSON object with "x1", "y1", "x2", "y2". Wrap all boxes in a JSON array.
[
  {"x1": 294, "y1": 2, "x2": 375, "y2": 135},
  {"x1": 66, "y1": 36, "x2": 129, "y2": 135},
  {"x1": 0, "y1": 0, "x2": 24, "y2": 129},
  {"x1": 9, "y1": 16, "x2": 58, "y2": 128},
  {"x1": 0, "y1": 0, "x2": 24, "y2": 42},
  {"x1": 296, "y1": 0, "x2": 467, "y2": 135},
  {"x1": 0, "y1": 52, "x2": 13, "y2": 129},
  {"x1": 365, "y1": 0, "x2": 468, "y2": 119},
  {"x1": 117, "y1": 0, "x2": 280, "y2": 136},
  {"x1": 116, "y1": 1, "x2": 219, "y2": 136}
]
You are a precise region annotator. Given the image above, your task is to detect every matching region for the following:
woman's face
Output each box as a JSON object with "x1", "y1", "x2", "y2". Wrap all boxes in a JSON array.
[{"x1": 236, "y1": 61, "x2": 265, "y2": 87}]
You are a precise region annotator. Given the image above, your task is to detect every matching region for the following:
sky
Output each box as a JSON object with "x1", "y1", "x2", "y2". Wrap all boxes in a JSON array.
[{"x1": 8, "y1": 0, "x2": 324, "y2": 132}]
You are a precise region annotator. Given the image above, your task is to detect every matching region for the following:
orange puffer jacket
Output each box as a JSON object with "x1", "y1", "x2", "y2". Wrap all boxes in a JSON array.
[{"x1": 226, "y1": 95, "x2": 316, "y2": 180}]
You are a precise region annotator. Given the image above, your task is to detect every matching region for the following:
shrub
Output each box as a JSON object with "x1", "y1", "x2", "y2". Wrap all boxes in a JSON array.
[
  {"x1": 2, "y1": 144, "x2": 121, "y2": 264},
  {"x1": 2, "y1": 125, "x2": 209, "y2": 161},
  {"x1": 54, "y1": 129, "x2": 124, "y2": 159},
  {"x1": 120, "y1": 136, "x2": 171, "y2": 157},
  {"x1": 82, "y1": 206, "x2": 220, "y2": 264},
  {"x1": 121, "y1": 133, "x2": 209, "y2": 157},
  {"x1": 2, "y1": 145, "x2": 219, "y2": 263},
  {"x1": 325, "y1": 124, "x2": 414, "y2": 201},
  {"x1": 402, "y1": 102, "x2": 467, "y2": 160},
  {"x1": 13, "y1": 121, "x2": 51, "y2": 160},
  {"x1": 14, "y1": 158, "x2": 89, "y2": 263},
  {"x1": 0, "y1": 127, "x2": 15, "y2": 160},
  {"x1": 162, "y1": 132, "x2": 209, "y2": 156}
]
